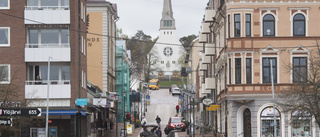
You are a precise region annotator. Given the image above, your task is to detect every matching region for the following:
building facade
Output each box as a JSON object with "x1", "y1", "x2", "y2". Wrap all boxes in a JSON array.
[
  {"x1": 197, "y1": 0, "x2": 320, "y2": 136},
  {"x1": 148, "y1": 0, "x2": 185, "y2": 80},
  {"x1": 86, "y1": 0, "x2": 118, "y2": 135},
  {"x1": 0, "y1": 0, "x2": 88, "y2": 136}
]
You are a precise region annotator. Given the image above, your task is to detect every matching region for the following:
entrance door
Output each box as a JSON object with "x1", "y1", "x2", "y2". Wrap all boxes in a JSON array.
[
  {"x1": 49, "y1": 127, "x2": 57, "y2": 137},
  {"x1": 243, "y1": 108, "x2": 251, "y2": 137}
]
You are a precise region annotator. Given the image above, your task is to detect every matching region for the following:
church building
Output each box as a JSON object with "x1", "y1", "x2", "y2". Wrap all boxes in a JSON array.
[{"x1": 148, "y1": 0, "x2": 185, "y2": 80}]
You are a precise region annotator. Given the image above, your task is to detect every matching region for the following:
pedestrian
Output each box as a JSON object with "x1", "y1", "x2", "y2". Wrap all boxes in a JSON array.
[
  {"x1": 126, "y1": 112, "x2": 131, "y2": 122},
  {"x1": 164, "y1": 125, "x2": 172, "y2": 137},
  {"x1": 155, "y1": 115, "x2": 161, "y2": 127},
  {"x1": 141, "y1": 116, "x2": 147, "y2": 126},
  {"x1": 176, "y1": 104, "x2": 180, "y2": 114},
  {"x1": 155, "y1": 127, "x2": 162, "y2": 137}
]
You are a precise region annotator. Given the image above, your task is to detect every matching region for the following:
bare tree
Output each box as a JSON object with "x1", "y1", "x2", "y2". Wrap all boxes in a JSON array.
[{"x1": 276, "y1": 41, "x2": 320, "y2": 128}]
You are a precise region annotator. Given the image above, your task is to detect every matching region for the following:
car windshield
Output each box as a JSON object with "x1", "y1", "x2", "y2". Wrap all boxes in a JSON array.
[
  {"x1": 174, "y1": 88, "x2": 179, "y2": 91},
  {"x1": 171, "y1": 118, "x2": 182, "y2": 123}
]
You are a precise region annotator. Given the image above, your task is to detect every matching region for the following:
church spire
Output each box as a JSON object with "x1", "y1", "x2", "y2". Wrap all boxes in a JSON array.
[{"x1": 160, "y1": 0, "x2": 175, "y2": 30}]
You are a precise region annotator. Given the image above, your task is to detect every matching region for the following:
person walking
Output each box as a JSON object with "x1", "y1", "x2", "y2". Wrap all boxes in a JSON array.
[
  {"x1": 164, "y1": 125, "x2": 172, "y2": 137},
  {"x1": 141, "y1": 116, "x2": 147, "y2": 126},
  {"x1": 155, "y1": 127, "x2": 162, "y2": 137},
  {"x1": 176, "y1": 104, "x2": 180, "y2": 114},
  {"x1": 155, "y1": 115, "x2": 161, "y2": 127}
]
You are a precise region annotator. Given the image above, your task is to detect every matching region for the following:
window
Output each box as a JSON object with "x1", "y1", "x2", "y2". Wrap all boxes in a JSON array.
[
  {"x1": 235, "y1": 58, "x2": 241, "y2": 84},
  {"x1": 0, "y1": 27, "x2": 9, "y2": 46},
  {"x1": 228, "y1": 15, "x2": 230, "y2": 38},
  {"x1": 293, "y1": 14, "x2": 305, "y2": 36},
  {"x1": 234, "y1": 14, "x2": 240, "y2": 37},
  {"x1": 263, "y1": 14, "x2": 275, "y2": 36},
  {"x1": 29, "y1": 65, "x2": 70, "y2": 83},
  {"x1": 81, "y1": 36, "x2": 84, "y2": 53},
  {"x1": 172, "y1": 61, "x2": 175, "y2": 64},
  {"x1": 291, "y1": 110, "x2": 311, "y2": 137},
  {"x1": 261, "y1": 107, "x2": 281, "y2": 137},
  {"x1": 245, "y1": 14, "x2": 251, "y2": 37},
  {"x1": 163, "y1": 47, "x2": 173, "y2": 57},
  {"x1": 161, "y1": 61, "x2": 164, "y2": 64},
  {"x1": 28, "y1": 28, "x2": 69, "y2": 47},
  {"x1": 229, "y1": 58, "x2": 231, "y2": 84},
  {"x1": 0, "y1": 0, "x2": 9, "y2": 9},
  {"x1": 293, "y1": 57, "x2": 307, "y2": 83},
  {"x1": 246, "y1": 58, "x2": 252, "y2": 84},
  {"x1": 0, "y1": 64, "x2": 10, "y2": 84},
  {"x1": 262, "y1": 58, "x2": 277, "y2": 83},
  {"x1": 27, "y1": 0, "x2": 69, "y2": 10}
]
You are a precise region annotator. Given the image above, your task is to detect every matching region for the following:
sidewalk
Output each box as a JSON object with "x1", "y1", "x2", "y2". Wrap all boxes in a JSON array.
[
  {"x1": 177, "y1": 127, "x2": 215, "y2": 137},
  {"x1": 103, "y1": 122, "x2": 142, "y2": 137}
]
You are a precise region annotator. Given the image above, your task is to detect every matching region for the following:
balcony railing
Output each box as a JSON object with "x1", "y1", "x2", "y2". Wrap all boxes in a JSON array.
[
  {"x1": 25, "y1": 80, "x2": 70, "y2": 85},
  {"x1": 25, "y1": 44, "x2": 70, "y2": 48},
  {"x1": 25, "y1": 6, "x2": 69, "y2": 10}
]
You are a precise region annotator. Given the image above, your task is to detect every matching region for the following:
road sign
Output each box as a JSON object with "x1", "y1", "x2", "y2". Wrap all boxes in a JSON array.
[
  {"x1": 76, "y1": 98, "x2": 87, "y2": 106},
  {"x1": 206, "y1": 107, "x2": 217, "y2": 111},
  {"x1": 209, "y1": 105, "x2": 220, "y2": 108},
  {"x1": 0, "y1": 108, "x2": 41, "y2": 116},
  {"x1": 146, "y1": 95, "x2": 150, "y2": 99},
  {"x1": 0, "y1": 118, "x2": 12, "y2": 126}
]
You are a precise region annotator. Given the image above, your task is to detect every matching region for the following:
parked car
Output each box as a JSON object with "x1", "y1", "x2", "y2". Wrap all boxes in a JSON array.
[
  {"x1": 172, "y1": 87, "x2": 180, "y2": 96},
  {"x1": 169, "y1": 84, "x2": 177, "y2": 93},
  {"x1": 143, "y1": 83, "x2": 148, "y2": 89},
  {"x1": 168, "y1": 117, "x2": 185, "y2": 131}
]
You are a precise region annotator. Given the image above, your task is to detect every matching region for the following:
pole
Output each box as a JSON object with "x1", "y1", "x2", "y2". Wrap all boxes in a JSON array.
[
  {"x1": 123, "y1": 95, "x2": 126, "y2": 137},
  {"x1": 193, "y1": 96, "x2": 195, "y2": 137},
  {"x1": 45, "y1": 56, "x2": 51, "y2": 137},
  {"x1": 270, "y1": 60, "x2": 276, "y2": 137},
  {"x1": 116, "y1": 101, "x2": 118, "y2": 137}
]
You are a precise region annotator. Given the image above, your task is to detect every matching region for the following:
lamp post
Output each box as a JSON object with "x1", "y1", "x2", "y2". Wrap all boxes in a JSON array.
[
  {"x1": 192, "y1": 91, "x2": 196, "y2": 137},
  {"x1": 122, "y1": 91, "x2": 127, "y2": 137},
  {"x1": 115, "y1": 94, "x2": 119, "y2": 137},
  {"x1": 45, "y1": 56, "x2": 51, "y2": 137}
]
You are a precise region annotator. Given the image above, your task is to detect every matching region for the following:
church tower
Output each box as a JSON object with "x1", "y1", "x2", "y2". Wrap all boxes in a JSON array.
[{"x1": 148, "y1": 0, "x2": 185, "y2": 80}]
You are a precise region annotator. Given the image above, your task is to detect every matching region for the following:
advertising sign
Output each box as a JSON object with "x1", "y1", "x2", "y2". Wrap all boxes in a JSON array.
[
  {"x1": 127, "y1": 124, "x2": 133, "y2": 134},
  {"x1": 202, "y1": 99, "x2": 213, "y2": 106},
  {"x1": 76, "y1": 98, "x2": 87, "y2": 106},
  {"x1": 93, "y1": 98, "x2": 107, "y2": 107}
]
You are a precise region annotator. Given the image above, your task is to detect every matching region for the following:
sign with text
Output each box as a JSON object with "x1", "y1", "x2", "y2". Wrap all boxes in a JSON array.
[
  {"x1": 0, "y1": 108, "x2": 41, "y2": 116},
  {"x1": 206, "y1": 107, "x2": 217, "y2": 111},
  {"x1": 202, "y1": 99, "x2": 213, "y2": 106},
  {"x1": 0, "y1": 118, "x2": 12, "y2": 126},
  {"x1": 76, "y1": 98, "x2": 87, "y2": 106},
  {"x1": 209, "y1": 105, "x2": 220, "y2": 108}
]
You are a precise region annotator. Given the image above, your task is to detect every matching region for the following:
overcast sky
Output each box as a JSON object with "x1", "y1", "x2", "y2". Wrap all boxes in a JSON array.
[{"x1": 107, "y1": 0, "x2": 208, "y2": 39}]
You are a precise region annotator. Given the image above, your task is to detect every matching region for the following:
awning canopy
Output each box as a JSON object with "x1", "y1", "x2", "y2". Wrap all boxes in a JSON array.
[{"x1": 41, "y1": 110, "x2": 86, "y2": 116}]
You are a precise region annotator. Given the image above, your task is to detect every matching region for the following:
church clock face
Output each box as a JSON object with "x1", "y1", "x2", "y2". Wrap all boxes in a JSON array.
[{"x1": 163, "y1": 47, "x2": 173, "y2": 57}]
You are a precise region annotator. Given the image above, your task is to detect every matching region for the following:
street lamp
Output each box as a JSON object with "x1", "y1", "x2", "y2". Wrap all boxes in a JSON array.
[
  {"x1": 115, "y1": 94, "x2": 119, "y2": 137},
  {"x1": 191, "y1": 91, "x2": 196, "y2": 137},
  {"x1": 122, "y1": 91, "x2": 127, "y2": 137}
]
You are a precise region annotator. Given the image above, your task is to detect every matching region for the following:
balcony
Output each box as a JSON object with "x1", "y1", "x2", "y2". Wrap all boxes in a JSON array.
[
  {"x1": 199, "y1": 61, "x2": 207, "y2": 71},
  {"x1": 201, "y1": 22, "x2": 210, "y2": 34},
  {"x1": 202, "y1": 54, "x2": 210, "y2": 64},
  {"x1": 204, "y1": 9, "x2": 216, "y2": 22},
  {"x1": 25, "y1": 44, "x2": 70, "y2": 62},
  {"x1": 202, "y1": 83, "x2": 211, "y2": 94},
  {"x1": 24, "y1": 6, "x2": 70, "y2": 24},
  {"x1": 199, "y1": 32, "x2": 207, "y2": 43},
  {"x1": 205, "y1": 77, "x2": 215, "y2": 90},
  {"x1": 205, "y1": 43, "x2": 215, "y2": 56},
  {"x1": 25, "y1": 80, "x2": 71, "y2": 99}
]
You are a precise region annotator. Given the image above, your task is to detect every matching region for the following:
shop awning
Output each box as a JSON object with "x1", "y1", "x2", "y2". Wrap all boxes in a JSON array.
[{"x1": 41, "y1": 110, "x2": 86, "y2": 116}]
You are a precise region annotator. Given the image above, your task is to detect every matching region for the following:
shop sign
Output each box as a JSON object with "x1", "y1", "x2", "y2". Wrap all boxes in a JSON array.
[{"x1": 202, "y1": 99, "x2": 213, "y2": 106}]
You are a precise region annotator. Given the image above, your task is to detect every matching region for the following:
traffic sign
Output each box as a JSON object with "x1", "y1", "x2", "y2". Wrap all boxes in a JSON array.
[
  {"x1": 0, "y1": 108, "x2": 41, "y2": 116},
  {"x1": 146, "y1": 95, "x2": 150, "y2": 99},
  {"x1": 0, "y1": 118, "x2": 12, "y2": 126},
  {"x1": 209, "y1": 105, "x2": 220, "y2": 108},
  {"x1": 206, "y1": 107, "x2": 217, "y2": 111}
]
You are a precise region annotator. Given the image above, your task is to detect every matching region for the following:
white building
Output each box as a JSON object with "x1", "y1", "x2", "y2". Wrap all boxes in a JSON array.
[{"x1": 148, "y1": 0, "x2": 185, "y2": 80}]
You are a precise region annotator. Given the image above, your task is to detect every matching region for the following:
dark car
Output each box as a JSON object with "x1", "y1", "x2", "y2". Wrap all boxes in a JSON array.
[{"x1": 168, "y1": 117, "x2": 185, "y2": 131}]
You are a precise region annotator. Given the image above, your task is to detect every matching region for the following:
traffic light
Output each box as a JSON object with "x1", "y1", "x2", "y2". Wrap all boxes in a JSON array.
[
  {"x1": 185, "y1": 53, "x2": 189, "y2": 63},
  {"x1": 181, "y1": 67, "x2": 187, "y2": 76}
]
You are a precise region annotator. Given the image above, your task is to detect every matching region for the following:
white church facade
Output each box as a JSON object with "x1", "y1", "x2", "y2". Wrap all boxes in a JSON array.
[{"x1": 148, "y1": 0, "x2": 185, "y2": 80}]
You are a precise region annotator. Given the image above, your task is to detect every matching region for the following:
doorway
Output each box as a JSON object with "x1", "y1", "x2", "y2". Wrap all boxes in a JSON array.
[{"x1": 49, "y1": 127, "x2": 57, "y2": 137}]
